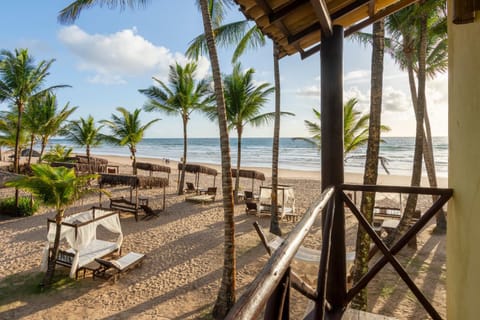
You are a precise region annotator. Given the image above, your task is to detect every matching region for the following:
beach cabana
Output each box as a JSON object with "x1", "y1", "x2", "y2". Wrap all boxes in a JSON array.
[
  {"x1": 51, "y1": 155, "x2": 109, "y2": 174},
  {"x1": 231, "y1": 168, "x2": 265, "y2": 193},
  {"x1": 258, "y1": 185, "x2": 295, "y2": 218},
  {"x1": 177, "y1": 163, "x2": 217, "y2": 190},
  {"x1": 42, "y1": 207, "x2": 122, "y2": 279},
  {"x1": 135, "y1": 162, "x2": 171, "y2": 184},
  {"x1": 99, "y1": 173, "x2": 169, "y2": 221}
]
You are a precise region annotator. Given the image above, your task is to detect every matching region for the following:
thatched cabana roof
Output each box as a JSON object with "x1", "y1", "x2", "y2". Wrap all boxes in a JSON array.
[
  {"x1": 231, "y1": 168, "x2": 266, "y2": 181},
  {"x1": 51, "y1": 161, "x2": 107, "y2": 174},
  {"x1": 135, "y1": 162, "x2": 171, "y2": 174},
  {"x1": 99, "y1": 173, "x2": 169, "y2": 188},
  {"x1": 178, "y1": 163, "x2": 218, "y2": 176},
  {"x1": 75, "y1": 155, "x2": 109, "y2": 165}
]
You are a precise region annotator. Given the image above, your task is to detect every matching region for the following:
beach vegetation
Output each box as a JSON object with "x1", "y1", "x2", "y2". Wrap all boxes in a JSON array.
[
  {"x1": 101, "y1": 107, "x2": 159, "y2": 175},
  {"x1": 0, "y1": 108, "x2": 29, "y2": 155},
  {"x1": 6, "y1": 164, "x2": 100, "y2": 287},
  {"x1": 139, "y1": 62, "x2": 213, "y2": 194},
  {"x1": 0, "y1": 196, "x2": 39, "y2": 216},
  {"x1": 62, "y1": 115, "x2": 104, "y2": 171},
  {"x1": 42, "y1": 144, "x2": 74, "y2": 163},
  {"x1": 0, "y1": 48, "x2": 69, "y2": 212}
]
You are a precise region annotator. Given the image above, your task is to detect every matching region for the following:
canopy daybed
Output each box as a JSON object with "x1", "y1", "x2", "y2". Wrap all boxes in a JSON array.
[
  {"x1": 99, "y1": 173, "x2": 169, "y2": 221},
  {"x1": 258, "y1": 185, "x2": 296, "y2": 219},
  {"x1": 42, "y1": 207, "x2": 123, "y2": 279}
]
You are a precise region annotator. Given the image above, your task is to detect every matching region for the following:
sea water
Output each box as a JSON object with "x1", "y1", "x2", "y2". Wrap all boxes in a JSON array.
[{"x1": 48, "y1": 136, "x2": 448, "y2": 177}]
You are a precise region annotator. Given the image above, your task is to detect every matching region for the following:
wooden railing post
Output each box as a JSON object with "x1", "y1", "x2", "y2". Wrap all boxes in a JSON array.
[{"x1": 265, "y1": 267, "x2": 291, "y2": 320}]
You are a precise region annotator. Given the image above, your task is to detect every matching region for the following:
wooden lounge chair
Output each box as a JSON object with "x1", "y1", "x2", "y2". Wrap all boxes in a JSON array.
[
  {"x1": 185, "y1": 182, "x2": 197, "y2": 194},
  {"x1": 245, "y1": 201, "x2": 258, "y2": 214},
  {"x1": 140, "y1": 204, "x2": 163, "y2": 220},
  {"x1": 94, "y1": 252, "x2": 145, "y2": 282}
]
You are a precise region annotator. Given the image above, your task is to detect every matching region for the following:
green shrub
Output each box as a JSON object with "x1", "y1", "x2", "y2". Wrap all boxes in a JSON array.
[{"x1": 0, "y1": 197, "x2": 39, "y2": 216}]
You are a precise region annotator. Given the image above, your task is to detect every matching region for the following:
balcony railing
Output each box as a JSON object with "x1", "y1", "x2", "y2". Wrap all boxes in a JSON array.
[{"x1": 225, "y1": 184, "x2": 453, "y2": 320}]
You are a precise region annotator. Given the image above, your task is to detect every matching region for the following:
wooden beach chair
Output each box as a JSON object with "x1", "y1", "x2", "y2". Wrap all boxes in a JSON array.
[
  {"x1": 185, "y1": 182, "x2": 197, "y2": 194},
  {"x1": 94, "y1": 252, "x2": 145, "y2": 282},
  {"x1": 245, "y1": 201, "x2": 258, "y2": 214}
]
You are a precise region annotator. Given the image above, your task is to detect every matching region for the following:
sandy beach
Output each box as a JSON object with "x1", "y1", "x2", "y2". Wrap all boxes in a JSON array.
[{"x1": 0, "y1": 154, "x2": 447, "y2": 319}]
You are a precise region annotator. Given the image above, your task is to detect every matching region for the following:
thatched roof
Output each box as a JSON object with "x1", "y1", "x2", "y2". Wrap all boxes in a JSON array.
[
  {"x1": 135, "y1": 162, "x2": 171, "y2": 174},
  {"x1": 51, "y1": 161, "x2": 107, "y2": 173},
  {"x1": 178, "y1": 163, "x2": 218, "y2": 176},
  {"x1": 75, "y1": 155, "x2": 109, "y2": 165},
  {"x1": 99, "y1": 173, "x2": 169, "y2": 188},
  {"x1": 231, "y1": 168, "x2": 266, "y2": 181}
]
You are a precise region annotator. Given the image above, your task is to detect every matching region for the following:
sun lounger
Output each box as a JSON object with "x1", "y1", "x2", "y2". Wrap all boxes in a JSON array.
[{"x1": 94, "y1": 252, "x2": 145, "y2": 282}]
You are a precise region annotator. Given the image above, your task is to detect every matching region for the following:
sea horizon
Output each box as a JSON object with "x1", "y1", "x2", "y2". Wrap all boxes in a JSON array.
[{"x1": 48, "y1": 136, "x2": 448, "y2": 178}]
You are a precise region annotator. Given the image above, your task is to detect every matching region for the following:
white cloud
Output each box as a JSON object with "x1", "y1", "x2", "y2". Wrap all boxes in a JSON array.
[
  {"x1": 344, "y1": 69, "x2": 370, "y2": 83},
  {"x1": 58, "y1": 25, "x2": 210, "y2": 85},
  {"x1": 296, "y1": 85, "x2": 320, "y2": 96},
  {"x1": 383, "y1": 86, "x2": 411, "y2": 112}
]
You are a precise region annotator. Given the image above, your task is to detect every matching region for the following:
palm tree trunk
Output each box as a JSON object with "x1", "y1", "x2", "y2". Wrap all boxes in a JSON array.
[
  {"x1": 270, "y1": 44, "x2": 282, "y2": 236},
  {"x1": 178, "y1": 117, "x2": 188, "y2": 195},
  {"x1": 234, "y1": 127, "x2": 242, "y2": 204},
  {"x1": 351, "y1": 19, "x2": 385, "y2": 310},
  {"x1": 86, "y1": 145, "x2": 92, "y2": 173},
  {"x1": 39, "y1": 138, "x2": 47, "y2": 164},
  {"x1": 389, "y1": 6, "x2": 427, "y2": 247},
  {"x1": 404, "y1": 38, "x2": 446, "y2": 233},
  {"x1": 131, "y1": 147, "x2": 137, "y2": 175},
  {"x1": 14, "y1": 102, "x2": 24, "y2": 209},
  {"x1": 43, "y1": 209, "x2": 65, "y2": 287},
  {"x1": 199, "y1": 0, "x2": 236, "y2": 317},
  {"x1": 28, "y1": 134, "x2": 34, "y2": 166}
]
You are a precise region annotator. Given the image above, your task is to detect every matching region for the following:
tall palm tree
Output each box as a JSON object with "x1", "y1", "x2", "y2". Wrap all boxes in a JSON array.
[
  {"x1": 205, "y1": 63, "x2": 289, "y2": 203},
  {"x1": 63, "y1": 115, "x2": 104, "y2": 170},
  {"x1": 351, "y1": 20, "x2": 386, "y2": 311},
  {"x1": 101, "y1": 107, "x2": 159, "y2": 174},
  {"x1": 376, "y1": 0, "x2": 445, "y2": 240},
  {"x1": 0, "y1": 109, "x2": 29, "y2": 156},
  {"x1": 0, "y1": 49, "x2": 69, "y2": 210},
  {"x1": 296, "y1": 98, "x2": 390, "y2": 158},
  {"x1": 6, "y1": 164, "x2": 99, "y2": 286},
  {"x1": 198, "y1": 1, "x2": 237, "y2": 317},
  {"x1": 59, "y1": 1, "x2": 237, "y2": 316},
  {"x1": 34, "y1": 93, "x2": 77, "y2": 162},
  {"x1": 385, "y1": 0, "x2": 447, "y2": 233},
  {"x1": 139, "y1": 62, "x2": 213, "y2": 195},
  {"x1": 0, "y1": 49, "x2": 68, "y2": 173}
]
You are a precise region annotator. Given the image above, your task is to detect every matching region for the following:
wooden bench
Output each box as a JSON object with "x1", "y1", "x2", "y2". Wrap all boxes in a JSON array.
[{"x1": 94, "y1": 252, "x2": 145, "y2": 282}]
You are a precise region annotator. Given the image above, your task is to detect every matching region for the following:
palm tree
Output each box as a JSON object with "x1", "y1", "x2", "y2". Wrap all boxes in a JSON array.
[
  {"x1": 385, "y1": 0, "x2": 447, "y2": 233},
  {"x1": 63, "y1": 115, "x2": 104, "y2": 170},
  {"x1": 42, "y1": 144, "x2": 74, "y2": 163},
  {"x1": 0, "y1": 109, "x2": 29, "y2": 157},
  {"x1": 198, "y1": 1, "x2": 237, "y2": 317},
  {"x1": 6, "y1": 164, "x2": 99, "y2": 286},
  {"x1": 0, "y1": 49, "x2": 68, "y2": 173},
  {"x1": 101, "y1": 107, "x2": 159, "y2": 174},
  {"x1": 34, "y1": 93, "x2": 77, "y2": 162},
  {"x1": 296, "y1": 98, "x2": 390, "y2": 158},
  {"x1": 0, "y1": 49, "x2": 69, "y2": 210},
  {"x1": 351, "y1": 19, "x2": 386, "y2": 311},
  {"x1": 59, "y1": 1, "x2": 237, "y2": 316},
  {"x1": 205, "y1": 63, "x2": 288, "y2": 203},
  {"x1": 139, "y1": 62, "x2": 213, "y2": 195}
]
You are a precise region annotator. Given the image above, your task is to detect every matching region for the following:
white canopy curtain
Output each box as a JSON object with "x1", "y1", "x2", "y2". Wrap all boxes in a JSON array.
[
  {"x1": 259, "y1": 185, "x2": 296, "y2": 217},
  {"x1": 41, "y1": 207, "x2": 123, "y2": 278}
]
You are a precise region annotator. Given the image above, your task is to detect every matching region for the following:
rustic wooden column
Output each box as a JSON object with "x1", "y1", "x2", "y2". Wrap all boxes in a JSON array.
[{"x1": 320, "y1": 25, "x2": 346, "y2": 317}]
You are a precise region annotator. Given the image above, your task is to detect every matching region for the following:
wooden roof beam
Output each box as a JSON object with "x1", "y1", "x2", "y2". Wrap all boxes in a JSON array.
[
  {"x1": 269, "y1": 0, "x2": 310, "y2": 24},
  {"x1": 309, "y1": 0, "x2": 333, "y2": 37},
  {"x1": 301, "y1": 0, "x2": 419, "y2": 59}
]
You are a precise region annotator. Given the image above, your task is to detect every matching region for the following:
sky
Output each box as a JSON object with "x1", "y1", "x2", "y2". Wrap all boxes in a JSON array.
[{"x1": 0, "y1": 1, "x2": 448, "y2": 138}]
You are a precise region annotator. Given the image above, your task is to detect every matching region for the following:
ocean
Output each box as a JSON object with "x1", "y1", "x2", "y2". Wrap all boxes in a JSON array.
[{"x1": 48, "y1": 136, "x2": 448, "y2": 177}]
